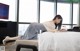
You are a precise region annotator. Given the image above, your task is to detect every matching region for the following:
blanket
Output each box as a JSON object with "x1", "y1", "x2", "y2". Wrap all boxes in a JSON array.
[{"x1": 38, "y1": 32, "x2": 80, "y2": 51}]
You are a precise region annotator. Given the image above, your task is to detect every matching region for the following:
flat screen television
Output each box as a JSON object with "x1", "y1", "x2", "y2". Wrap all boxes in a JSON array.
[{"x1": 0, "y1": 3, "x2": 9, "y2": 19}]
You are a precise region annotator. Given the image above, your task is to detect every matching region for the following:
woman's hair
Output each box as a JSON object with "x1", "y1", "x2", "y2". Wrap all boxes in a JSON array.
[
  {"x1": 53, "y1": 15, "x2": 63, "y2": 30},
  {"x1": 53, "y1": 15, "x2": 62, "y2": 20}
]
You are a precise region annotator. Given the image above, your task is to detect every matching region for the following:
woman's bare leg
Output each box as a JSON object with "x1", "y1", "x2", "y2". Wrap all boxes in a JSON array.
[
  {"x1": 6, "y1": 36, "x2": 21, "y2": 40},
  {"x1": 3, "y1": 36, "x2": 21, "y2": 45}
]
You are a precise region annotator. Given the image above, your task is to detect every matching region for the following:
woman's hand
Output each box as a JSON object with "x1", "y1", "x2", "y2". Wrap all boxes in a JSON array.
[
  {"x1": 59, "y1": 29, "x2": 67, "y2": 32},
  {"x1": 50, "y1": 29, "x2": 58, "y2": 32}
]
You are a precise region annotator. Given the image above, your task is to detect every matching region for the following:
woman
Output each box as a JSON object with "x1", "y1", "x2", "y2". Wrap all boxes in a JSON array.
[{"x1": 3, "y1": 15, "x2": 63, "y2": 45}]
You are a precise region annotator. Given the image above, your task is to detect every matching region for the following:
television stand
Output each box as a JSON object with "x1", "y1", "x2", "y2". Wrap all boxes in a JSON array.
[{"x1": 0, "y1": 21, "x2": 18, "y2": 44}]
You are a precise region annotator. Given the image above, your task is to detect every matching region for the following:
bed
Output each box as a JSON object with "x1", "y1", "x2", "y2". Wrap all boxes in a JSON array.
[
  {"x1": 15, "y1": 40, "x2": 38, "y2": 51},
  {"x1": 38, "y1": 32, "x2": 80, "y2": 51},
  {"x1": 15, "y1": 31, "x2": 80, "y2": 51}
]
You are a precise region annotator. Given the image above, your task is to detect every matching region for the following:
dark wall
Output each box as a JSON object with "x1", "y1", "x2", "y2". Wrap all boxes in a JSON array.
[{"x1": 0, "y1": 21, "x2": 18, "y2": 44}]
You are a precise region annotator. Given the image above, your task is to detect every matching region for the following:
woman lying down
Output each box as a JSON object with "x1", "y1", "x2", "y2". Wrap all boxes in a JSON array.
[{"x1": 3, "y1": 15, "x2": 67, "y2": 45}]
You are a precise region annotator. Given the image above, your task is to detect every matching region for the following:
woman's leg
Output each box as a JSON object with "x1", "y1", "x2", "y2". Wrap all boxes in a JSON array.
[
  {"x1": 3, "y1": 36, "x2": 21, "y2": 45},
  {"x1": 23, "y1": 23, "x2": 47, "y2": 40},
  {"x1": 5, "y1": 36, "x2": 21, "y2": 40}
]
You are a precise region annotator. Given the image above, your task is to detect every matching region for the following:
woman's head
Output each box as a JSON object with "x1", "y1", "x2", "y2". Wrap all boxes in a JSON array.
[
  {"x1": 53, "y1": 15, "x2": 63, "y2": 30},
  {"x1": 53, "y1": 15, "x2": 62, "y2": 24}
]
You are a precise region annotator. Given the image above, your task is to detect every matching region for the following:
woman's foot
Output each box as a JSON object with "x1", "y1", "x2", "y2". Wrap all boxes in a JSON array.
[{"x1": 3, "y1": 36, "x2": 10, "y2": 45}]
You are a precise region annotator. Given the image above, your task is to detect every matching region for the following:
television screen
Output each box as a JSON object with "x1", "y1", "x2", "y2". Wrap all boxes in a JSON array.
[{"x1": 0, "y1": 3, "x2": 9, "y2": 19}]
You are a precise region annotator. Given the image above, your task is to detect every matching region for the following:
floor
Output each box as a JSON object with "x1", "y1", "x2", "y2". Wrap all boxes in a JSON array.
[{"x1": 0, "y1": 42, "x2": 32, "y2": 51}]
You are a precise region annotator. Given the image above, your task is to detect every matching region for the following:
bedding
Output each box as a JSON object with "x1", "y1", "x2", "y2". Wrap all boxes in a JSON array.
[{"x1": 38, "y1": 32, "x2": 80, "y2": 51}]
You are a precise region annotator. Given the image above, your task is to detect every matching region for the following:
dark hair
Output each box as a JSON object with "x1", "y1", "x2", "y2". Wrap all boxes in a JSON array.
[
  {"x1": 53, "y1": 15, "x2": 63, "y2": 30},
  {"x1": 53, "y1": 15, "x2": 62, "y2": 20}
]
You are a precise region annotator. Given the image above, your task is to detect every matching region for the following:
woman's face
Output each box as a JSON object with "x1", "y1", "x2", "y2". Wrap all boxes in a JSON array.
[{"x1": 55, "y1": 18, "x2": 62, "y2": 24}]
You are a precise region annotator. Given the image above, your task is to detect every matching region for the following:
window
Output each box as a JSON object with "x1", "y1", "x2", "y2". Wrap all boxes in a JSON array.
[
  {"x1": 18, "y1": 24, "x2": 30, "y2": 36},
  {"x1": 0, "y1": 0, "x2": 17, "y2": 21},
  {"x1": 57, "y1": 3, "x2": 71, "y2": 24},
  {"x1": 40, "y1": 1, "x2": 55, "y2": 23},
  {"x1": 73, "y1": 3, "x2": 79, "y2": 24},
  {"x1": 19, "y1": 0, "x2": 37, "y2": 22}
]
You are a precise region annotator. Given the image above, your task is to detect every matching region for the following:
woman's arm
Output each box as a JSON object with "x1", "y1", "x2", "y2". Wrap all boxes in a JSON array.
[{"x1": 47, "y1": 29, "x2": 58, "y2": 32}]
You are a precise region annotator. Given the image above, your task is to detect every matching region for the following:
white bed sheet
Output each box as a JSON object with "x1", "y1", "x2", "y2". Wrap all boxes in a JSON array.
[{"x1": 38, "y1": 32, "x2": 80, "y2": 51}]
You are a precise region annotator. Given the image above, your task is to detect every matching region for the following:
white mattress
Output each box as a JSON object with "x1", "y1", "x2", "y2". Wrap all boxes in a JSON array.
[{"x1": 38, "y1": 32, "x2": 80, "y2": 51}]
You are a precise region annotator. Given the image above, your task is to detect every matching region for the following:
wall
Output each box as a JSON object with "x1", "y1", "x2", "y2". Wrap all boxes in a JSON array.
[{"x1": 0, "y1": 0, "x2": 17, "y2": 21}]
